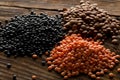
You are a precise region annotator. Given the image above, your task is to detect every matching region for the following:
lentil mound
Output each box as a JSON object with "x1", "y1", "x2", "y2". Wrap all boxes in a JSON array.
[
  {"x1": 0, "y1": 12, "x2": 65, "y2": 57},
  {"x1": 46, "y1": 34, "x2": 120, "y2": 79},
  {"x1": 61, "y1": 0, "x2": 120, "y2": 43}
]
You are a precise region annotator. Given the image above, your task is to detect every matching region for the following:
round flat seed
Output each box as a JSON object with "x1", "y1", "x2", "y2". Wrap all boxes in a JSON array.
[
  {"x1": 7, "y1": 63, "x2": 12, "y2": 69},
  {"x1": 41, "y1": 60, "x2": 46, "y2": 66},
  {"x1": 13, "y1": 74, "x2": 17, "y2": 80}
]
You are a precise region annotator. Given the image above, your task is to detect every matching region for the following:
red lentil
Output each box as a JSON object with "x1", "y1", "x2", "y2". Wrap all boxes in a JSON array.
[
  {"x1": 32, "y1": 75, "x2": 37, "y2": 80},
  {"x1": 46, "y1": 34, "x2": 119, "y2": 79},
  {"x1": 32, "y1": 54, "x2": 38, "y2": 59}
]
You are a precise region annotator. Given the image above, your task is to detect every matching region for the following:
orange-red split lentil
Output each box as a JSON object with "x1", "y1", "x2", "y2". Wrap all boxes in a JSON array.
[
  {"x1": 46, "y1": 34, "x2": 120, "y2": 79},
  {"x1": 32, "y1": 54, "x2": 38, "y2": 59},
  {"x1": 32, "y1": 75, "x2": 37, "y2": 80}
]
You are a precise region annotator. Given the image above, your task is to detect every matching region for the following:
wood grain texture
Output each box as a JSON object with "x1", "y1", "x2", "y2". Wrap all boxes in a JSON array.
[
  {"x1": 0, "y1": 0, "x2": 120, "y2": 21},
  {"x1": 0, "y1": 0, "x2": 120, "y2": 80}
]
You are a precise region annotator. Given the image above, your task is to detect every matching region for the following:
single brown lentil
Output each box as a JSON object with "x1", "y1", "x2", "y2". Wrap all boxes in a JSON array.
[
  {"x1": 117, "y1": 68, "x2": 120, "y2": 73},
  {"x1": 109, "y1": 73, "x2": 115, "y2": 78}
]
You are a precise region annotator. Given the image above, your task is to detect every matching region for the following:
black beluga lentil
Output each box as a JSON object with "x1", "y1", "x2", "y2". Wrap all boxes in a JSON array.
[
  {"x1": 0, "y1": 12, "x2": 65, "y2": 57},
  {"x1": 6, "y1": 63, "x2": 12, "y2": 69},
  {"x1": 41, "y1": 60, "x2": 46, "y2": 66},
  {"x1": 13, "y1": 74, "x2": 17, "y2": 80}
]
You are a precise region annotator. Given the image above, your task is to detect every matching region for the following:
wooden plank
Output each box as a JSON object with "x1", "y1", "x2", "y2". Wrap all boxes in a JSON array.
[
  {"x1": 0, "y1": 0, "x2": 119, "y2": 17},
  {"x1": 89, "y1": 0, "x2": 120, "y2": 15},
  {"x1": 0, "y1": 53, "x2": 92, "y2": 80},
  {"x1": 0, "y1": 6, "x2": 59, "y2": 22},
  {"x1": 0, "y1": 0, "x2": 120, "y2": 21},
  {"x1": 0, "y1": 0, "x2": 75, "y2": 9},
  {"x1": 0, "y1": 0, "x2": 120, "y2": 80}
]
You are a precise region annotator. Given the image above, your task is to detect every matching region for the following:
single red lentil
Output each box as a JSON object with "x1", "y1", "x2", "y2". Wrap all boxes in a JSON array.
[
  {"x1": 32, "y1": 54, "x2": 38, "y2": 59},
  {"x1": 32, "y1": 75, "x2": 37, "y2": 80}
]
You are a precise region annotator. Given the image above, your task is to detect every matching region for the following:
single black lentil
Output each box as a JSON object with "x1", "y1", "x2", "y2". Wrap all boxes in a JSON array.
[
  {"x1": 6, "y1": 63, "x2": 12, "y2": 69},
  {"x1": 0, "y1": 12, "x2": 65, "y2": 57},
  {"x1": 13, "y1": 74, "x2": 17, "y2": 80},
  {"x1": 4, "y1": 50, "x2": 11, "y2": 57},
  {"x1": 41, "y1": 60, "x2": 46, "y2": 66}
]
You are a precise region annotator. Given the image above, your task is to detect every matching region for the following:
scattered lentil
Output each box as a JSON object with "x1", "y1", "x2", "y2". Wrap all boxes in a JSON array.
[
  {"x1": 32, "y1": 54, "x2": 38, "y2": 59},
  {"x1": 7, "y1": 63, "x2": 11, "y2": 69},
  {"x1": 13, "y1": 74, "x2": 17, "y2": 80},
  {"x1": 41, "y1": 60, "x2": 46, "y2": 66},
  {"x1": 32, "y1": 75, "x2": 37, "y2": 80}
]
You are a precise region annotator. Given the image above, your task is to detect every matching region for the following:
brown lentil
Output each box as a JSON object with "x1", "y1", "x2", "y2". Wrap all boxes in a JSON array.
[
  {"x1": 117, "y1": 68, "x2": 120, "y2": 73},
  {"x1": 109, "y1": 73, "x2": 115, "y2": 78},
  {"x1": 96, "y1": 77, "x2": 101, "y2": 80},
  {"x1": 61, "y1": 0, "x2": 120, "y2": 43}
]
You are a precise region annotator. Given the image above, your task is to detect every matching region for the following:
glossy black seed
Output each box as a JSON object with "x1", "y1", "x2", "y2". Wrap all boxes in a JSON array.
[
  {"x1": 0, "y1": 21, "x2": 2, "y2": 25},
  {"x1": 116, "y1": 17, "x2": 120, "y2": 20},
  {"x1": 13, "y1": 74, "x2": 17, "y2": 80},
  {"x1": 41, "y1": 60, "x2": 46, "y2": 66},
  {"x1": 0, "y1": 47, "x2": 3, "y2": 51},
  {"x1": 7, "y1": 63, "x2": 11, "y2": 69},
  {"x1": 0, "y1": 12, "x2": 65, "y2": 57},
  {"x1": 5, "y1": 20, "x2": 8, "y2": 24},
  {"x1": 6, "y1": 51, "x2": 11, "y2": 57}
]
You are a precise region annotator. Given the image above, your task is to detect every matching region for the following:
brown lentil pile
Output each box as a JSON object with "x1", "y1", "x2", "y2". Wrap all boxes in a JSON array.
[
  {"x1": 61, "y1": 0, "x2": 120, "y2": 43},
  {"x1": 46, "y1": 34, "x2": 120, "y2": 79}
]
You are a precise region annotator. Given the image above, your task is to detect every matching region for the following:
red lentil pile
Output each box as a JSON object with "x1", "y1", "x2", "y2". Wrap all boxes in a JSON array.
[
  {"x1": 61, "y1": 0, "x2": 120, "y2": 43},
  {"x1": 46, "y1": 34, "x2": 120, "y2": 79}
]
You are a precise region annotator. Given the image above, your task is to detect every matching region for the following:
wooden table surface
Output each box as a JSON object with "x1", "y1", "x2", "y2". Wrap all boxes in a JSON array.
[{"x1": 0, "y1": 0, "x2": 120, "y2": 80}]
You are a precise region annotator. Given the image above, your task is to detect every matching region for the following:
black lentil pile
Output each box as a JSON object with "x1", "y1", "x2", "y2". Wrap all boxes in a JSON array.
[
  {"x1": 0, "y1": 12, "x2": 65, "y2": 57},
  {"x1": 61, "y1": 0, "x2": 120, "y2": 43}
]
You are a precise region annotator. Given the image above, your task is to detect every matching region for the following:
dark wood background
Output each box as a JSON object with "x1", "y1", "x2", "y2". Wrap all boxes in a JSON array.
[{"x1": 0, "y1": 0, "x2": 120, "y2": 80}]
